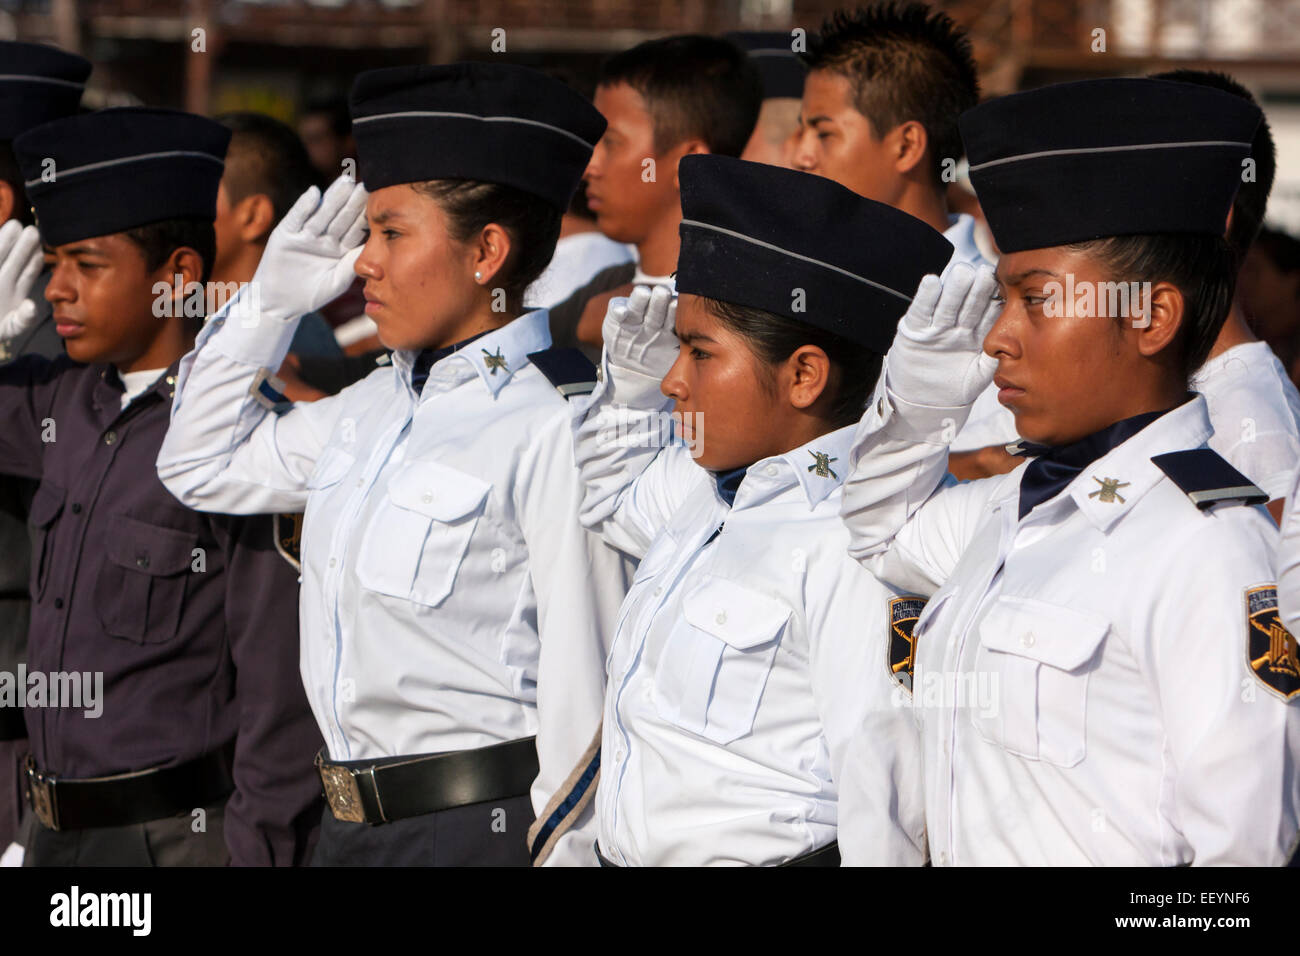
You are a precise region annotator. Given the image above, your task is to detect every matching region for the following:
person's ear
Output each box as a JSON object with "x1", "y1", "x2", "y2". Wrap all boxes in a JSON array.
[
  {"x1": 0, "y1": 181, "x2": 16, "y2": 224},
  {"x1": 890, "y1": 120, "x2": 929, "y2": 177},
  {"x1": 786, "y1": 344, "x2": 832, "y2": 410},
  {"x1": 472, "y1": 223, "x2": 513, "y2": 288},
  {"x1": 156, "y1": 246, "x2": 206, "y2": 314},
  {"x1": 1134, "y1": 280, "x2": 1184, "y2": 360},
  {"x1": 670, "y1": 139, "x2": 710, "y2": 191},
  {"x1": 240, "y1": 194, "x2": 277, "y2": 244}
]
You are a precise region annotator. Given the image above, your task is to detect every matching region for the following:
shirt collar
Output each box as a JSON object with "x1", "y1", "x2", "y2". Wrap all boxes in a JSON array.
[
  {"x1": 733, "y1": 423, "x2": 855, "y2": 511},
  {"x1": 1001, "y1": 394, "x2": 1213, "y2": 532},
  {"x1": 390, "y1": 308, "x2": 552, "y2": 399},
  {"x1": 942, "y1": 213, "x2": 985, "y2": 270}
]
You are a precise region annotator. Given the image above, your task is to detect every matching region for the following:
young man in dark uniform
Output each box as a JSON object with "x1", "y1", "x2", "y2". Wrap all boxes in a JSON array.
[
  {"x1": 0, "y1": 39, "x2": 92, "y2": 858},
  {"x1": 0, "y1": 107, "x2": 322, "y2": 865}
]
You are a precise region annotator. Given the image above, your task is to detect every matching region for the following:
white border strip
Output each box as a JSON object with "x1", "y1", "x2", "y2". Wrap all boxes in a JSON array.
[
  {"x1": 970, "y1": 139, "x2": 1251, "y2": 173},
  {"x1": 680, "y1": 218, "x2": 914, "y2": 302},
  {"x1": 353, "y1": 109, "x2": 594, "y2": 149},
  {"x1": 25, "y1": 149, "x2": 223, "y2": 188}
]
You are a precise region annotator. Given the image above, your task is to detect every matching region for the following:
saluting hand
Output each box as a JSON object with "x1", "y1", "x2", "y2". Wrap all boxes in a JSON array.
[
  {"x1": 880, "y1": 262, "x2": 1001, "y2": 412},
  {"x1": 0, "y1": 220, "x2": 44, "y2": 344},
  {"x1": 244, "y1": 175, "x2": 369, "y2": 325},
  {"x1": 603, "y1": 284, "x2": 677, "y2": 379}
]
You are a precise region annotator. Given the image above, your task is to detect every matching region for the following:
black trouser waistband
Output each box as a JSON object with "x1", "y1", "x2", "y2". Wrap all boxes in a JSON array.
[
  {"x1": 26, "y1": 743, "x2": 235, "y2": 832},
  {"x1": 317, "y1": 736, "x2": 539, "y2": 826},
  {"x1": 595, "y1": 840, "x2": 842, "y2": 867}
]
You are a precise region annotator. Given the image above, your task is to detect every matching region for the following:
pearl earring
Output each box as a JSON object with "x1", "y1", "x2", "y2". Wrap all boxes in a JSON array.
[{"x1": 474, "y1": 271, "x2": 482, "y2": 283}]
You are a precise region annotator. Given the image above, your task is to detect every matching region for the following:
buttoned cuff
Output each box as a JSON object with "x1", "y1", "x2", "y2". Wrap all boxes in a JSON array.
[{"x1": 876, "y1": 384, "x2": 971, "y2": 446}]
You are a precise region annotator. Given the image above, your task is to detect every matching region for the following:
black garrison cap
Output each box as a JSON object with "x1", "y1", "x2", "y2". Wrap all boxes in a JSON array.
[
  {"x1": 725, "y1": 31, "x2": 809, "y2": 100},
  {"x1": 960, "y1": 77, "x2": 1263, "y2": 253},
  {"x1": 349, "y1": 63, "x2": 606, "y2": 211},
  {"x1": 13, "y1": 107, "x2": 229, "y2": 247},
  {"x1": 675, "y1": 154, "x2": 954, "y2": 353},
  {"x1": 0, "y1": 41, "x2": 91, "y2": 140}
]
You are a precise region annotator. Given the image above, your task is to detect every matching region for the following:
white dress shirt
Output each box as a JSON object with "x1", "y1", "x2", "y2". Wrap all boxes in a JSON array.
[
  {"x1": 843, "y1": 392, "x2": 1300, "y2": 865},
  {"x1": 1192, "y1": 340, "x2": 1300, "y2": 503},
  {"x1": 572, "y1": 360, "x2": 925, "y2": 866},
  {"x1": 156, "y1": 303, "x2": 631, "y2": 866}
]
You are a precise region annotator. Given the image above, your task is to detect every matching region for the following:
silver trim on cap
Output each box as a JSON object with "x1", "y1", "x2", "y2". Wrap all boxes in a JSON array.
[
  {"x1": 969, "y1": 139, "x2": 1251, "y2": 173},
  {"x1": 352, "y1": 110, "x2": 595, "y2": 149},
  {"x1": 0, "y1": 74, "x2": 85, "y2": 90},
  {"x1": 24, "y1": 149, "x2": 224, "y2": 189},
  {"x1": 680, "y1": 218, "x2": 915, "y2": 302}
]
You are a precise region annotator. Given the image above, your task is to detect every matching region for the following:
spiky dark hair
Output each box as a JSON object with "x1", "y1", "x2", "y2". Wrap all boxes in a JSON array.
[{"x1": 805, "y1": 2, "x2": 979, "y2": 186}]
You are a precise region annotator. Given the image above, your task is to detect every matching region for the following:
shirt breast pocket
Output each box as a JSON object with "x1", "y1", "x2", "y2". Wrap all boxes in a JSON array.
[
  {"x1": 355, "y1": 460, "x2": 491, "y2": 608},
  {"x1": 95, "y1": 514, "x2": 199, "y2": 644},
  {"x1": 970, "y1": 596, "x2": 1109, "y2": 768},
  {"x1": 652, "y1": 576, "x2": 791, "y2": 745},
  {"x1": 27, "y1": 480, "x2": 66, "y2": 603}
]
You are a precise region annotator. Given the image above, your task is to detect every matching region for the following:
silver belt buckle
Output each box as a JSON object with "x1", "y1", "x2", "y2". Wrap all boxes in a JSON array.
[
  {"x1": 317, "y1": 753, "x2": 366, "y2": 824},
  {"x1": 25, "y1": 758, "x2": 59, "y2": 831}
]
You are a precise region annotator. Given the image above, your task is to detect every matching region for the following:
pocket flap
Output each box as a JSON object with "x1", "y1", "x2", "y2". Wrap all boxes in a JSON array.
[
  {"x1": 105, "y1": 514, "x2": 198, "y2": 576},
  {"x1": 683, "y1": 576, "x2": 791, "y2": 650},
  {"x1": 387, "y1": 461, "x2": 491, "y2": 522},
  {"x1": 978, "y1": 596, "x2": 1109, "y2": 671},
  {"x1": 306, "y1": 446, "x2": 356, "y2": 489},
  {"x1": 28, "y1": 481, "x2": 66, "y2": 528}
]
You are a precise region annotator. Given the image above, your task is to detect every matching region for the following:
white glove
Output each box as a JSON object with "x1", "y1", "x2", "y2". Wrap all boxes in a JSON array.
[
  {"x1": 602, "y1": 284, "x2": 677, "y2": 379},
  {"x1": 0, "y1": 220, "x2": 44, "y2": 344},
  {"x1": 881, "y1": 261, "x2": 1001, "y2": 410},
  {"x1": 237, "y1": 175, "x2": 369, "y2": 326}
]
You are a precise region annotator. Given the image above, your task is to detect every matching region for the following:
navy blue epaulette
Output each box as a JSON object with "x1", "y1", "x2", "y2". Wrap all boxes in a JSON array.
[
  {"x1": 1151, "y1": 449, "x2": 1268, "y2": 510},
  {"x1": 527, "y1": 347, "x2": 598, "y2": 400}
]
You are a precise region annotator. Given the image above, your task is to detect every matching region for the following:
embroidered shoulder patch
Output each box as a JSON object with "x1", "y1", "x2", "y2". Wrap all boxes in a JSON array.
[
  {"x1": 889, "y1": 596, "x2": 926, "y2": 692},
  {"x1": 1246, "y1": 585, "x2": 1300, "y2": 702}
]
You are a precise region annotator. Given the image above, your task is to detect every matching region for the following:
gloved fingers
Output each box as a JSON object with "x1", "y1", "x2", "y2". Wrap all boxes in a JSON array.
[
  {"x1": 327, "y1": 181, "x2": 370, "y2": 242},
  {"x1": 10, "y1": 227, "x2": 44, "y2": 296},
  {"x1": 339, "y1": 199, "x2": 370, "y2": 250},
  {"x1": 622, "y1": 285, "x2": 653, "y2": 328},
  {"x1": 643, "y1": 285, "x2": 674, "y2": 334},
  {"x1": 280, "y1": 185, "x2": 321, "y2": 235},
  {"x1": 930, "y1": 261, "x2": 977, "y2": 331},
  {"x1": 902, "y1": 273, "x2": 943, "y2": 331},
  {"x1": 305, "y1": 177, "x2": 356, "y2": 238}
]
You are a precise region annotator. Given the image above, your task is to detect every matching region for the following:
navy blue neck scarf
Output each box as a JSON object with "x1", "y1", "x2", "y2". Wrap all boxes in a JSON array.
[
  {"x1": 712, "y1": 465, "x2": 749, "y2": 507},
  {"x1": 1014, "y1": 406, "x2": 1176, "y2": 519},
  {"x1": 410, "y1": 328, "x2": 495, "y2": 393}
]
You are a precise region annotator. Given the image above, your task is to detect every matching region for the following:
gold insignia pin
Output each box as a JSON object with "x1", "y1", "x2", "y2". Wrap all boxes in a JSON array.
[
  {"x1": 807, "y1": 450, "x2": 838, "y2": 479},
  {"x1": 482, "y1": 347, "x2": 508, "y2": 375},
  {"x1": 1088, "y1": 476, "x2": 1129, "y2": 503}
]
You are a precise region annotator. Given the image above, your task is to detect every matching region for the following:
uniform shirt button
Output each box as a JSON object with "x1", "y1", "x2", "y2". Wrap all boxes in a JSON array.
[
  {"x1": 1021, "y1": 633, "x2": 1035, "y2": 648},
  {"x1": 329, "y1": 558, "x2": 337, "y2": 568},
  {"x1": 53, "y1": 598, "x2": 64, "y2": 609},
  {"x1": 103, "y1": 430, "x2": 117, "y2": 445},
  {"x1": 653, "y1": 586, "x2": 662, "y2": 596},
  {"x1": 764, "y1": 465, "x2": 777, "y2": 477},
  {"x1": 136, "y1": 555, "x2": 150, "y2": 569},
  {"x1": 715, "y1": 610, "x2": 727, "y2": 625},
  {"x1": 355, "y1": 478, "x2": 364, "y2": 487},
  {"x1": 422, "y1": 491, "x2": 433, "y2": 504},
  {"x1": 937, "y1": 851, "x2": 948, "y2": 866},
  {"x1": 70, "y1": 503, "x2": 81, "y2": 514}
]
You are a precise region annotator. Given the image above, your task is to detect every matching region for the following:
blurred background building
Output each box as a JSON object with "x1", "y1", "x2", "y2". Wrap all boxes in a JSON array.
[{"x1": 1, "y1": 0, "x2": 1299, "y2": 229}]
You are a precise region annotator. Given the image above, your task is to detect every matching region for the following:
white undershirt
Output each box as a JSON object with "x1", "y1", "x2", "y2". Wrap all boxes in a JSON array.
[{"x1": 118, "y1": 367, "x2": 167, "y2": 410}]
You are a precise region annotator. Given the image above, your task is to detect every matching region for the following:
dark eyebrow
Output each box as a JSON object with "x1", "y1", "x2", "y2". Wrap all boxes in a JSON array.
[
  {"x1": 61, "y1": 244, "x2": 107, "y2": 258},
  {"x1": 807, "y1": 114, "x2": 833, "y2": 125},
  {"x1": 369, "y1": 209, "x2": 405, "y2": 225},
  {"x1": 995, "y1": 268, "x2": 1061, "y2": 285},
  {"x1": 675, "y1": 329, "x2": 716, "y2": 345}
]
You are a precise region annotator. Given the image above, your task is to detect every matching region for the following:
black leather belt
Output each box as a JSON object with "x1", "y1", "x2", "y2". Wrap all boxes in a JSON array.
[
  {"x1": 316, "y1": 736, "x2": 539, "y2": 825},
  {"x1": 25, "y1": 744, "x2": 235, "y2": 831},
  {"x1": 596, "y1": 840, "x2": 842, "y2": 867}
]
